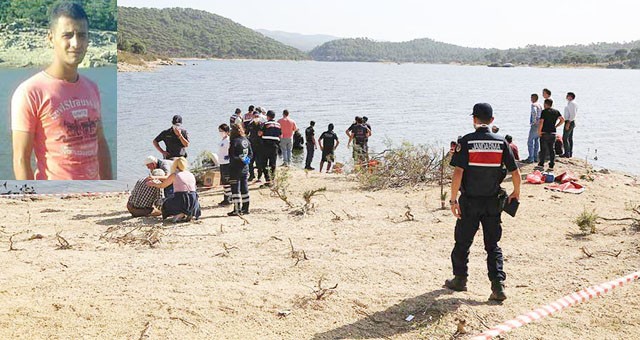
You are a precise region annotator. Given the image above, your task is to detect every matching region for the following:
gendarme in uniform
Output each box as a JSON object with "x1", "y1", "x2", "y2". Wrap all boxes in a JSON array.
[{"x1": 446, "y1": 103, "x2": 519, "y2": 301}]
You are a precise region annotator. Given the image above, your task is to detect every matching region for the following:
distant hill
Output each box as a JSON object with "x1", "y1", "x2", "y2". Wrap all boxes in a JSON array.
[
  {"x1": 256, "y1": 29, "x2": 340, "y2": 52},
  {"x1": 118, "y1": 7, "x2": 308, "y2": 60},
  {"x1": 310, "y1": 37, "x2": 640, "y2": 68},
  {"x1": 310, "y1": 38, "x2": 487, "y2": 63}
]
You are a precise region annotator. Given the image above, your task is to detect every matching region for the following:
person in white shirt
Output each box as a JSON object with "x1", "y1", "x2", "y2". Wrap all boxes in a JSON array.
[
  {"x1": 561, "y1": 92, "x2": 578, "y2": 158},
  {"x1": 217, "y1": 124, "x2": 232, "y2": 206},
  {"x1": 525, "y1": 93, "x2": 543, "y2": 163}
]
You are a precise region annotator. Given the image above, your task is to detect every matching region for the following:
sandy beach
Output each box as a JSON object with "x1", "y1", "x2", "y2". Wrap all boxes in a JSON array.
[{"x1": 1, "y1": 159, "x2": 639, "y2": 339}]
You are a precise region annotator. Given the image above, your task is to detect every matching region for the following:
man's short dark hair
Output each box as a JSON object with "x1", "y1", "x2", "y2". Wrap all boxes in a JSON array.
[
  {"x1": 328, "y1": 123, "x2": 334, "y2": 131},
  {"x1": 49, "y1": 2, "x2": 89, "y2": 29},
  {"x1": 266, "y1": 110, "x2": 275, "y2": 118},
  {"x1": 531, "y1": 93, "x2": 538, "y2": 100},
  {"x1": 248, "y1": 105, "x2": 255, "y2": 112},
  {"x1": 283, "y1": 109, "x2": 289, "y2": 116},
  {"x1": 310, "y1": 121, "x2": 315, "y2": 126},
  {"x1": 235, "y1": 108, "x2": 241, "y2": 114},
  {"x1": 505, "y1": 135, "x2": 513, "y2": 143},
  {"x1": 544, "y1": 99, "x2": 553, "y2": 107},
  {"x1": 218, "y1": 123, "x2": 230, "y2": 132},
  {"x1": 567, "y1": 92, "x2": 576, "y2": 100},
  {"x1": 543, "y1": 88, "x2": 551, "y2": 96},
  {"x1": 362, "y1": 116, "x2": 368, "y2": 122},
  {"x1": 355, "y1": 117, "x2": 363, "y2": 124}
]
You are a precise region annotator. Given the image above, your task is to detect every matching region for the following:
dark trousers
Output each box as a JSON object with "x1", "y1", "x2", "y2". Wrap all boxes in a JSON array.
[
  {"x1": 251, "y1": 142, "x2": 264, "y2": 180},
  {"x1": 451, "y1": 195, "x2": 505, "y2": 281},
  {"x1": 538, "y1": 133, "x2": 556, "y2": 169},
  {"x1": 230, "y1": 173, "x2": 249, "y2": 205},
  {"x1": 305, "y1": 144, "x2": 315, "y2": 168},
  {"x1": 163, "y1": 185, "x2": 174, "y2": 198},
  {"x1": 261, "y1": 146, "x2": 278, "y2": 183},
  {"x1": 562, "y1": 121, "x2": 575, "y2": 157}
]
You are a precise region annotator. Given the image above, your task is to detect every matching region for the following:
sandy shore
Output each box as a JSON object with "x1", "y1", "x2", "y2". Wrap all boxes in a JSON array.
[{"x1": 1, "y1": 159, "x2": 639, "y2": 339}]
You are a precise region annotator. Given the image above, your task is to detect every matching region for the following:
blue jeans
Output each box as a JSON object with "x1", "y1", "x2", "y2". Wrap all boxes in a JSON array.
[
  {"x1": 280, "y1": 138, "x2": 293, "y2": 164},
  {"x1": 527, "y1": 124, "x2": 540, "y2": 161}
]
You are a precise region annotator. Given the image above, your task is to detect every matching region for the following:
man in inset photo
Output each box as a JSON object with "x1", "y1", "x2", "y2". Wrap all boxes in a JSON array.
[{"x1": 10, "y1": 2, "x2": 113, "y2": 180}]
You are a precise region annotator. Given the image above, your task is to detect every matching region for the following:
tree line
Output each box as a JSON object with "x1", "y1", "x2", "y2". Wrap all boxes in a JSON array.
[
  {"x1": 0, "y1": 0, "x2": 117, "y2": 31},
  {"x1": 118, "y1": 7, "x2": 308, "y2": 60}
]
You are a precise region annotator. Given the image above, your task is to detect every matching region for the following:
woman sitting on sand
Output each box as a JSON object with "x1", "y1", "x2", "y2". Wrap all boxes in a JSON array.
[{"x1": 147, "y1": 157, "x2": 201, "y2": 222}]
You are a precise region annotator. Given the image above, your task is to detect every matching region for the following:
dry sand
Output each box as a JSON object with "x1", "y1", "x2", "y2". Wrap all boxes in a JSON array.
[{"x1": 1, "y1": 159, "x2": 639, "y2": 340}]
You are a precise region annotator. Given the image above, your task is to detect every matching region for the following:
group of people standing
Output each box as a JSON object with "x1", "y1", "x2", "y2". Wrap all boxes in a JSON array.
[
  {"x1": 127, "y1": 105, "x2": 375, "y2": 220},
  {"x1": 525, "y1": 88, "x2": 578, "y2": 171}
]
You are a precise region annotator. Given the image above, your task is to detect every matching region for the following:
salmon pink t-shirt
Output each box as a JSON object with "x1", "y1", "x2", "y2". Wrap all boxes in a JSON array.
[
  {"x1": 11, "y1": 71, "x2": 102, "y2": 180},
  {"x1": 278, "y1": 117, "x2": 297, "y2": 139}
]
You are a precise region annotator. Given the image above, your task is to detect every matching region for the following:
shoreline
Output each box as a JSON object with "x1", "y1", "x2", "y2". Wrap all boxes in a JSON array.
[
  {"x1": 116, "y1": 57, "x2": 637, "y2": 73},
  {"x1": 1, "y1": 161, "x2": 639, "y2": 339}
]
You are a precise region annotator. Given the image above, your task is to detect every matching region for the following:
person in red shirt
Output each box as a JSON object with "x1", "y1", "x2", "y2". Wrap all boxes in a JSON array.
[
  {"x1": 277, "y1": 109, "x2": 297, "y2": 166},
  {"x1": 505, "y1": 135, "x2": 520, "y2": 161}
]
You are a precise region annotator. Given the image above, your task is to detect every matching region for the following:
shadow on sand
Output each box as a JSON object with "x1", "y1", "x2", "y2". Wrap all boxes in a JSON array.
[{"x1": 311, "y1": 288, "x2": 497, "y2": 339}]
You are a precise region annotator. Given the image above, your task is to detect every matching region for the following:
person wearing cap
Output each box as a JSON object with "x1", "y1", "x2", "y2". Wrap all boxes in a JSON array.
[
  {"x1": 258, "y1": 110, "x2": 282, "y2": 187},
  {"x1": 11, "y1": 2, "x2": 113, "y2": 180},
  {"x1": 153, "y1": 115, "x2": 190, "y2": 159},
  {"x1": 127, "y1": 168, "x2": 165, "y2": 217},
  {"x1": 445, "y1": 103, "x2": 521, "y2": 301},
  {"x1": 144, "y1": 155, "x2": 173, "y2": 198}
]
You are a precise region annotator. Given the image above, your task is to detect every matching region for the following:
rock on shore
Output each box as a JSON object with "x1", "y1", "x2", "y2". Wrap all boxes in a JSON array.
[{"x1": 0, "y1": 22, "x2": 116, "y2": 68}]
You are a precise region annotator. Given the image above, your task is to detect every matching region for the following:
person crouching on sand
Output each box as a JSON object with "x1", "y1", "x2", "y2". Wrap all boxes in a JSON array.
[
  {"x1": 127, "y1": 169, "x2": 165, "y2": 217},
  {"x1": 147, "y1": 157, "x2": 201, "y2": 222}
]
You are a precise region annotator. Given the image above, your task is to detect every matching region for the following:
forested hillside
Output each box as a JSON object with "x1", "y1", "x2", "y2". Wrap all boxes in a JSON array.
[
  {"x1": 0, "y1": 0, "x2": 117, "y2": 31},
  {"x1": 118, "y1": 7, "x2": 308, "y2": 60}
]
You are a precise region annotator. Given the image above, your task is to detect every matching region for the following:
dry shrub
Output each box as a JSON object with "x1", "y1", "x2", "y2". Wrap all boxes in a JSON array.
[
  {"x1": 356, "y1": 142, "x2": 451, "y2": 190},
  {"x1": 576, "y1": 208, "x2": 599, "y2": 234},
  {"x1": 100, "y1": 225, "x2": 162, "y2": 248}
]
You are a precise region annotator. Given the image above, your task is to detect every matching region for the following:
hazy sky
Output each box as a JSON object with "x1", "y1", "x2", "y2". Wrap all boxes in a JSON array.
[{"x1": 118, "y1": 0, "x2": 639, "y2": 49}]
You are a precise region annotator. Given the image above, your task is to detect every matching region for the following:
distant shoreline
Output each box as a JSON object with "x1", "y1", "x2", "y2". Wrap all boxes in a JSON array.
[{"x1": 116, "y1": 57, "x2": 637, "y2": 73}]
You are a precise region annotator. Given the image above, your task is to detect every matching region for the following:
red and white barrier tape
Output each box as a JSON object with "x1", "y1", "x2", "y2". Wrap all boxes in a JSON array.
[
  {"x1": 0, "y1": 191, "x2": 129, "y2": 199},
  {"x1": 471, "y1": 271, "x2": 640, "y2": 340}
]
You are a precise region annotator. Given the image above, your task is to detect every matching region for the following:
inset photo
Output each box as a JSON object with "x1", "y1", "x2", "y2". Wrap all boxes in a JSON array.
[{"x1": 1, "y1": 0, "x2": 117, "y2": 180}]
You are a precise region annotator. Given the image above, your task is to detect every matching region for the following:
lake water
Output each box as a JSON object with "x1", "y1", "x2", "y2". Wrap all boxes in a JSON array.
[
  {"x1": 3, "y1": 61, "x2": 639, "y2": 194},
  {"x1": 117, "y1": 60, "x2": 640, "y2": 185},
  {"x1": 0, "y1": 67, "x2": 118, "y2": 193}
]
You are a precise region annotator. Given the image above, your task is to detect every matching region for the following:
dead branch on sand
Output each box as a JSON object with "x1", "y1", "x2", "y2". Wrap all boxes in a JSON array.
[
  {"x1": 309, "y1": 275, "x2": 338, "y2": 300},
  {"x1": 214, "y1": 243, "x2": 238, "y2": 257},
  {"x1": 289, "y1": 238, "x2": 308, "y2": 266},
  {"x1": 330, "y1": 210, "x2": 342, "y2": 222},
  {"x1": 55, "y1": 230, "x2": 72, "y2": 250},
  {"x1": 100, "y1": 225, "x2": 162, "y2": 248},
  {"x1": 139, "y1": 321, "x2": 151, "y2": 339},
  {"x1": 581, "y1": 246, "x2": 622, "y2": 258}
]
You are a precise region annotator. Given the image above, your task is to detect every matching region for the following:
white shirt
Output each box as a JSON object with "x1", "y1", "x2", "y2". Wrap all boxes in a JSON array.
[
  {"x1": 564, "y1": 100, "x2": 578, "y2": 121},
  {"x1": 217, "y1": 137, "x2": 230, "y2": 165}
]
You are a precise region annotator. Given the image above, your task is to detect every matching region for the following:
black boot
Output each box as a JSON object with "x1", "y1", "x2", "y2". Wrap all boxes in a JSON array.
[
  {"x1": 241, "y1": 202, "x2": 250, "y2": 215},
  {"x1": 489, "y1": 280, "x2": 507, "y2": 301},
  {"x1": 444, "y1": 276, "x2": 468, "y2": 291},
  {"x1": 227, "y1": 203, "x2": 242, "y2": 216},
  {"x1": 218, "y1": 197, "x2": 231, "y2": 206}
]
